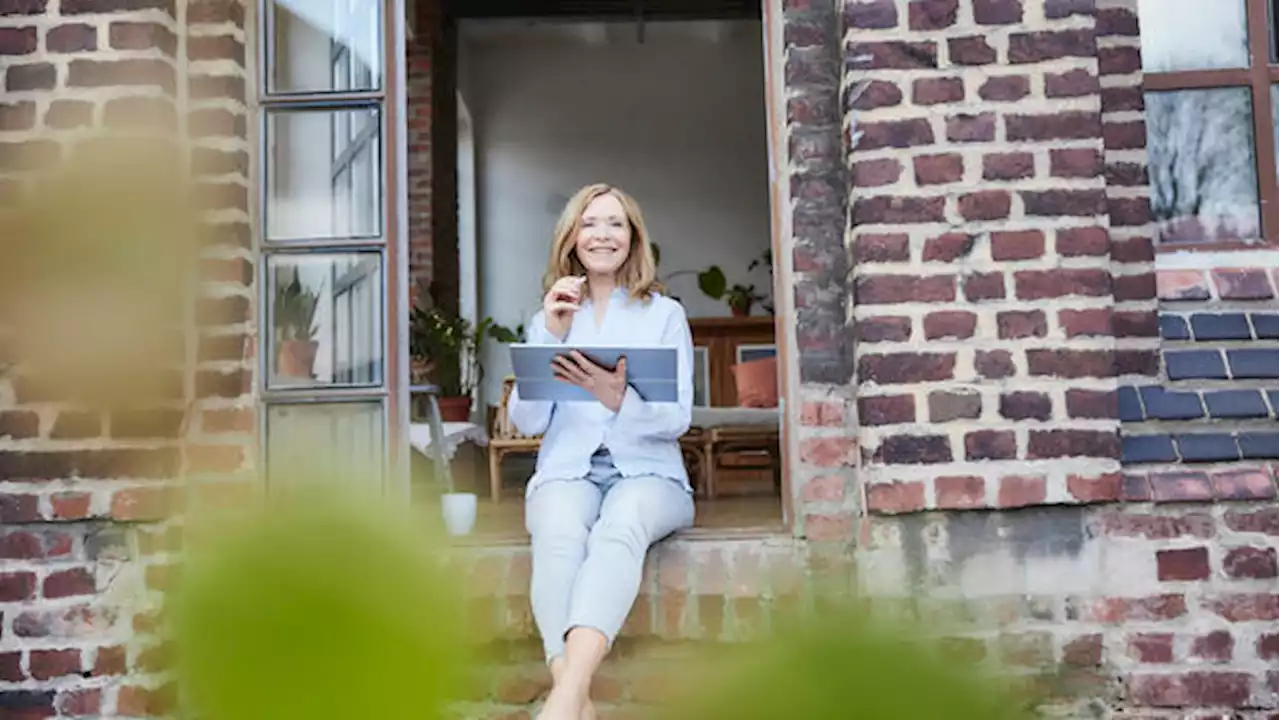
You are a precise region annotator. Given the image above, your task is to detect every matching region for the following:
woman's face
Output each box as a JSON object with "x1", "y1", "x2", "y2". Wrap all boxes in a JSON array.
[{"x1": 574, "y1": 192, "x2": 632, "y2": 278}]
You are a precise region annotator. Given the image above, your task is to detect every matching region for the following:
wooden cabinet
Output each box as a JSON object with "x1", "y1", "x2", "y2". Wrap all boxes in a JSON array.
[{"x1": 688, "y1": 316, "x2": 777, "y2": 407}]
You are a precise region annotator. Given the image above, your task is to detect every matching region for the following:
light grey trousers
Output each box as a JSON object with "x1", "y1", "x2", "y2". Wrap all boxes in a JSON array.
[{"x1": 525, "y1": 450, "x2": 695, "y2": 662}]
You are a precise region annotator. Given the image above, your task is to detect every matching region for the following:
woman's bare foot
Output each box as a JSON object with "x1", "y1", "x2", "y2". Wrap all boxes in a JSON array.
[
  {"x1": 535, "y1": 685, "x2": 585, "y2": 720},
  {"x1": 581, "y1": 699, "x2": 597, "y2": 720}
]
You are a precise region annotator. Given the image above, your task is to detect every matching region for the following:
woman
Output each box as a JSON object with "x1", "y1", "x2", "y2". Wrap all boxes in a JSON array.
[{"x1": 508, "y1": 183, "x2": 696, "y2": 720}]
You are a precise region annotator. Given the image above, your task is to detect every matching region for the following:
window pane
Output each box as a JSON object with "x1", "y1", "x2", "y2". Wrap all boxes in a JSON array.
[
  {"x1": 1273, "y1": 83, "x2": 1278, "y2": 163},
  {"x1": 268, "y1": 0, "x2": 381, "y2": 93},
  {"x1": 267, "y1": 253, "x2": 384, "y2": 389},
  {"x1": 266, "y1": 401, "x2": 385, "y2": 490},
  {"x1": 1145, "y1": 87, "x2": 1261, "y2": 244},
  {"x1": 1270, "y1": 0, "x2": 1277, "y2": 63},
  {"x1": 1137, "y1": 0, "x2": 1249, "y2": 72},
  {"x1": 265, "y1": 108, "x2": 382, "y2": 242}
]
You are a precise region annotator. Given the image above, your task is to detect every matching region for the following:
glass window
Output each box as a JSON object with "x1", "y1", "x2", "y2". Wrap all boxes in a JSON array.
[
  {"x1": 266, "y1": 401, "x2": 385, "y2": 489},
  {"x1": 268, "y1": 0, "x2": 381, "y2": 94},
  {"x1": 267, "y1": 253, "x2": 384, "y2": 389},
  {"x1": 1138, "y1": 0, "x2": 1249, "y2": 72}
]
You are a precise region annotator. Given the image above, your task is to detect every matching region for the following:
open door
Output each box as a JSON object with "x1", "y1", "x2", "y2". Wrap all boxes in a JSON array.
[{"x1": 254, "y1": 0, "x2": 409, "y2": 496}]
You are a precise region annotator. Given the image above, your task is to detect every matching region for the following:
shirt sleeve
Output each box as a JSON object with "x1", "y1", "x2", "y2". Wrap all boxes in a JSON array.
[
  {"x1": 612, "y1": 302, "x2": 693, "y2": 441},
  {"x1": 507, "y1": 309, "x2": 558, "y2": 436}
]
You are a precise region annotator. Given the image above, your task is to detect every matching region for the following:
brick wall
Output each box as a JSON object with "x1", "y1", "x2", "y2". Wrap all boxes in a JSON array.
[{"x1": 0, "y1": 0, "x2": 254, "y2": 717}]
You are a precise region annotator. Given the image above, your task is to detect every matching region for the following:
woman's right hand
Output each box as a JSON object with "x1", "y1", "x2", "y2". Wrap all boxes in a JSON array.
[{"x1": 543, "y1": 276, "x2": 585, "y2": 340}]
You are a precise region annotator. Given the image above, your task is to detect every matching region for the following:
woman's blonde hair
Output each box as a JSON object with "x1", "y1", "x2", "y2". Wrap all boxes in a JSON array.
[{"x1": 542, "y1": 183, "x2": 662, "y2": 301}]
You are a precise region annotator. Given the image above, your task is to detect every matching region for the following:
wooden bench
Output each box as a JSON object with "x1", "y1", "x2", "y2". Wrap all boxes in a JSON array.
[{"x1": 486, "y1": 377, "x2": 709, "y2": 501}]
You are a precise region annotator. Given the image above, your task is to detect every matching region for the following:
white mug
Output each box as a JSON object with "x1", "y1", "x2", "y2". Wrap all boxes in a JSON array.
[{"x1": 441, "y1": 492, "x2": 477, "y2": 537}]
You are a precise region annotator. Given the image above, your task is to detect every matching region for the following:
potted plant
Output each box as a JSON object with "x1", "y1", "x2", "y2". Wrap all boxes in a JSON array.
[
  {"x1": 273, "y1": 272, "x2": 321, "y2": 380},
  {"x1": 409, "y1": 282, "x2": 520, "y2": 422},
  {"x1": 652, "y1": 244, "x2": 774, "y2": 317}
]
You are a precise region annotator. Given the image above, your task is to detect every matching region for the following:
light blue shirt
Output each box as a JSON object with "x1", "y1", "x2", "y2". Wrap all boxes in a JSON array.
[{"x1": 508, "y1": 289, "x2": 694, "y2": 495}]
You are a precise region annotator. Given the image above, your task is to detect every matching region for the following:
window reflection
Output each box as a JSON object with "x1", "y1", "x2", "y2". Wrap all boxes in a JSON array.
[
  {"x1": 1137, "y1": 0, "x2": 1249, "y2": 72},
  {"x1": 269, "y1": 0, "x2": 381, "y2": 94}
]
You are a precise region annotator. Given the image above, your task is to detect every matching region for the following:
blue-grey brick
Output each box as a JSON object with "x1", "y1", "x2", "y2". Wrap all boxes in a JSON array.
[
  {"x1": 1204, "y1": 390, "x2": 1270, "y2": 419},
  {"x1": 1121, "y1": 435, "x2": 1177, "y2": 464},
  {"x1": 1190, "y1": 313, "x2": 1252, "y2": 341},
  {"x1": 1117, "y1": 386, "x2": 1144, "y2": 422},
  {"x1": 1159, "y1": 315, "x2": 1189, "y2": 340},
  {"x1": 1175, "y1": 434, "x2": 1240, "y2": 463},
  {"x1": 1138, "y1": 386, "x2": 1204, "y2": 420},
  {"x1": 1165, "y1": 350, "x2": 1227, "y2": 380},
  {"x1": 1268, "y1": 390, "x2": 1279, "y2": 415},
  {"x1": 1227, "y1": 349, "x2": 1279, "y2": 379},
  {"x1": 1238, "y1": 432, "x2": 1279, "y2": 460},
  {"x1": 1251, "y1": 313, "x2": 1279, "y2": 340}
]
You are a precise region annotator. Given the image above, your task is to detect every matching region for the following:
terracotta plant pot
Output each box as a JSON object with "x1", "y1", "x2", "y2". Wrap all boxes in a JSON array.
[
  {"x1": 437, "y1": 396, "x2": 472, "y2": 423},
  {"x1": 277, "y1": 340, "x2": 319, "y2": 379}
]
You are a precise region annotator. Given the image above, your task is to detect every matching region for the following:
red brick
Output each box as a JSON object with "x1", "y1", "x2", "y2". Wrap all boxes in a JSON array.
[
  {"x1": 1049, "y1": 148, "x2": 1102, "y2": 179},
  {"x1": 1129, "y1": 633, "x2": 1174, "y2": 663},
  {"x1": 0, "y1": 571, "x2": 36, "y2": 601},
  {"x1": 1067, "y1": 473, "x2": 1123, "y2": 502},
  {"x1": 67, "y1": 58, "x2": 175, "y2": 92},
  {"x1": 0, "y1": 651, "x2": 21, "y2": 682},
  {"x1": 856, "y1": 316, "x2": 912, "y2": 343},
  {"x1": 1157, "y1": 547, "x2": 1210, "y2": 581},
  {"x1": 1058, "y1": 308, "x2": 1111, "y2": 338},
  {"x1": 857, "y1": 119, "x2": 936, "y2": 150},
  {"x1": 858, "y1": 353, "x2": 955, "y2": 384},
  {"x1": 1008, "y1": 29, "x2": 1096, "y2": 64},
  {"x1": 945, "y1": 112, "x2": 996, "y2": 142},
  {"x1": 1023, "y1": 189, "x2": 1107, "y2": 217},
  {"x1": 1223, "y1": 546, "x2": 1277, "y2": 579},
  {"x1": 973, "y1": 0, "x2": 1023, "y2": 24},
  {"x1": 876, "y1": 435, "x2": 952, "y2": 464},
  {"x1": 1127, "y1": 671, "x2": 1251, "y2": 708},
  {"x1": 1099, "y1": 510, "x2": 1214, "y2": 539},
  {"x1": 800, "y1": 401, "x2": 846, "y2": 427},
  {"x1": 56, "y1": 688, "x2": 101, "y2": 717},
  {"x1": 800, "y1": 475, "x2": 846, "y2": 502},
  {"x1": 0, "y1": 26, "x2": 37, "y2": 55},
  {"x1": 866, "y1": 481, "x2": 926, "y2": 514},
  {"x1": 94, "y1": 645, "x2": 127, "y2": 676},
  {"x1": 982, "y1": 151, "x2": 1034, "y2": 180},
  {"x1": 1028, "y1": 430, "x2": 1119, "y2": 459},
  {"x1": 923, "y1": 310, "x2": 976, "y2": 340},
  {"x1": 850, "y1": 79, "x2": 903, "y2": 110},
  {"x1": 997, "y1": 475, "x2": 1046, "y2": 508},
  {"x1": 935, "y1": 475, "x2": 985, "y2": 509},
  {"x1": 997, "y1": 310, "x2": 1047, "y2": 340},
  {"x1": 1212, "y1": 268, "x2": 1274, "y2": 300},
  {"x1": 1114, "y1": 272, "x2": 1156, "y2": 302},
  {"x1": 962, "y1": 271, "x2": 1006, "y2": 301},
  {"x1": 990, "y1": 229, "x2": 1043, "y2": 261},
  {"x1": 852, "y1": 40, "x2": 939, "y2": 70},
  {"x1": 0, "y1": 493, "x2": 38, "y2": 522},
  {"x1": 853, "y1": 196, "x2": 946, "y2": 224},
  {"x1": 0, "y1": 0, "x2": 47, "y2": 13},
  {"x1": 922, "y1": 232, "x2": 973, "y2": 262},
  {"x1": 47, "y1": 23, "x2": 96, "y2": 53},
  {"x1": 912, "y1": 76, "x2": 963, "y2": 105},
  {"x1": 928, "y1": 391, "x2": 981, "y2": 422},
  {"x1": 845, "y1": 0, "x2": 899, "y2": 29},
  {"x1": 43, "y1": 567, "x2": 95, "y2": 598},
  {"x1": 1063, "y1": 634, "x2": 1103, "y2": 666},
  {"x1": 1205, "y1": 593, "x2": 1278, "y2": 622},
  {"x1": 1113, "y1": 237, "x2": 1155, "y2": 264},
  {"x1": 1190, "y1": 631, "x2": 1233, "y2": 663},
  {"x1": 188, "y1": 34, "x2": 243, "y2": 63},
  {"x1": 1257, "y1": 633, "x2": 1278, "y2": 660},
  {"x1": 853, "y1": 232, "x2": 910, "y2": 262},
  {"x1": 1065, "y1": 389, "x2": 1116, "y2": 419},
  {"x1": 1098, "y1": 45, "x2": 1141, "y2": 74},
  {"x1": 29, "y1": 648, "x2": 81, "y2": 680},
  {"x1": 1007, "y1": 111, "x2": 1102, "y2": 141},
  {"x1": 1108, "y1": 197, "x2": 1153, "y2": 226},
  {"x1": 1156, "y1": 270, "x2": 1210, "y2": 301},
  {"x1": 804, "y1": 512, "x2": 854, "y2": 541},
  {"x1": 978, "y1": 75, "x2": 1029, "y2": 101},
  {"x1": 1074, "y1": 594, "x2": 1187, "y2": 623},
  {"x1": 1223, "y1": 506, "x2": 1279, "y2": 535},
  {"x1": 1149, "y1": 471, "x2": 1214, "y2": 503},
  {"x1": 957, "y1": 190, "x2": 1010, "y2": 221},
  {"x1": 798, "y1": 437, "x2": 856, "y2": 468},
  {"x1": 913, "y1": 153, "x2": 963, "y2": 185},
  {"x1": 964, "y1": 430, "x2": 1015, "y2": 461},
  {"x1": 1014, "y1": 269, "x2": 1110, "y2": 300},
  {"x1": 947, "y1": 36, "x2": 996, "y2": 65},
  {"x1": 109, "y1": 21, "x2": 177, "y2": 54},
  {"x1": 63, "y1": 0, "x2": 175, "y2": 12},
  {"x1": 1055, "y1": 226, "x2": 1109, "y2": 256},
  {"x1": 908, "y1": 0, "x2": 958, "y2": 30},
  {"x1": 858, "y1": 395, "x2": 915, "y2": 426},
  {"x1": 853, "y1": 158, "x2": 903, "y2": 188},
  {"x1": 856, "y1": 274, "x2": 955, "y2": 304},
  {"x1": 999, "y1": 391, "x2": 1051, "y2": 420},
  {"x1": 110, "y1": 486, "x2": 178, "y2": 521},
  {"x1": 1045, "y1": 68, "x2": 1099, "y2": 98},
  {"x1": 975, "y1": 350, "x2": 1015, "y2": 378}
]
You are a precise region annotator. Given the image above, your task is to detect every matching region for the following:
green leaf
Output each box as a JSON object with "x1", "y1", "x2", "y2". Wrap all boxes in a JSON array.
[{"x1": 697, "y1": 266, "x2": 727, "y2": 299}]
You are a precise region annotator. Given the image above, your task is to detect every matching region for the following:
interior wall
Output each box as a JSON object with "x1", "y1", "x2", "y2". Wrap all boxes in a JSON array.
[{"x1": 462, "y1": 19, "x2": 773, "y2": 404}]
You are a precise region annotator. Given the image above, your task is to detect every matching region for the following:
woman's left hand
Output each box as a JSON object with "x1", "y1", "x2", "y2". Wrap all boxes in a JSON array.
[{"x1": 552, "y1": 351, "x2": 627, "y2": 412}]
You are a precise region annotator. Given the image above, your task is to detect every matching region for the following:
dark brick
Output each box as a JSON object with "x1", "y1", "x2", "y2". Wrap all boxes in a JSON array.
[
  {"x1": 922, "y1": 232, "x2": 974, "y2": 262},
  {"x1": 857, "y1": 119, "x2": 935, "y2": 150},
  {"x1": 913, "y1": 153, "x2": 963, "y2": 185},
  {"x1": 1045, "y1": 0, "x2": 1095, "y2": 18},
  {"x1": 958, "y1": 190, "x2": 1011, "y2": 221},
  {"x1": 853, "y1": 158, "x2": 903, "y2": 188},
  {"x1": 1117, "y1": 386, "x2": 1144, "y2": 422},
  {"x1": 1000, "y1": 391, "x2": 1051, "y2": 421},
  {"x1": 856, "y1": 275, "x2": 954, "y2": 304},
  {"x1": 1098, "y1": 46, "x2": 1141, "y2": 74},
  {"x1": 923, "y1": 311, "x2": 976, "y2": 340},
  {"x1": 0, "y1": 449, "x2": 179, "y2": 480},
  {"x1": 963, "y1": 272, "x2": 1005, "y2": 301},
  {"x1": 975, "y1": 350, "x2": 1015, "y2": 379},
  {"x1": 991, "y1": 230, "x2": 1044, "y2": 261},
  {"x1": 1008, "y1": 29, "x2": 1097, "y2": 64},
  {"x1": 62, "y1": 0, "x2": 175, "y2": 11},
  {"x1": 44, "y1": 99, "x2": 94, "y2": 129},
  {"x1": 1238, "y1": 432, "x2": 1280, "y2": 460},
  {"x1": 973, "y1": 0, "x2": 1023, "y2": 24},
  {"x1": 1029, "y1": 430, "x2": 1120, "y2": 459},
  {"x1": 1116, "y1": 350, "x2": 1160, "y2": 377},
  {"x1": 1157, "y1": 547, "x2": 1210, "y2": 581},
  {"x1": 1165, "y1": 351, "x2": 1227, "y2": 381},
  {"x1": 786, "y1": 47, "x2": 839, "y2": 87},
  {"x1": 1122, "y1": 436, "x2": 1177, "y2": 464},
  {"x1": 1250, "y1": 313, "x2": 1278, "y2": 339},
  {"x1": 1114, "y1": 272, "x2": 1157, "y2": 302},
  {"x1": 0, "y1": 0, "x2": 47, "y2": 13},
  {"x1": 1021, "y1": 189, "x2": 1106, "y2": 217},
  {"x1": 858, "y1": 353, "x2": 956, "y2": 384},
  {"x1": 859, "y1": 395, "x2": 915, "y2": 426},
  {"x1": 1044, "y1": 68, "x2": 1099, "y2": 98},
  {"x1": 1108, "y1": 197, "x2": 1153, "y2": 226},
  {"x1": 1026, "y1": 349, "x2": 1113, "y2": 378},
  {"x1": 912, "y1": 76, "x2": 963, "y2": 105},
  {"x1": 1112, "y1": 236, "x2": 1155, "y2": 264},
  {"x1": 929, "y1": 391, "x2": 981, "y2": 422},
  {"x1": 978, "y1": 75, "x2": 1029, "y2": 101},
  {"x1": 1104, "y1": 122, "x2": 1147, "y2": 151},
  {"x1": 1190, "y1": 313, "x2": 1252, "y2": 341},
  {"x1": 67, "y1": 58, "x2": 175, "y2": 92},
  {"x1": 856, "y1": 316, "x2": 912, "y2": 343},
  {"x1": 947, "y1": 36, "x2": 996, "y2": 65},
  {"x1": 908, "y1": 0, "x2": 958, "y2": 30},
  {"x1": 1204, "y1": 390, "x2": 1269, "y2": 419},
  {"x1": 1112, "y1": 312, "x2": 1157, "y2": 339},
  {"x1": 854, "y1": 196, "x2": 946, "y2": 224},
  {"x1": 846, "y1": 0, "x2": 899, "y2": 29},
  {"x1": 1227, "y1": 349, "x2": 1278, "y2": 379},
  {"x1": 6, "y1": 61, "x2": 55, "y2": 91},
  {"x1": 848, "y1": 80, "x2": 903, "y2": 110},
  {"x1": 853, "y1": 232, "x2": 909, "y2": 262},
  {"x1": 1049, "y1": 148, "x2": 1103, "y2": 179},
  {"x1": 965, "y1": 430, "x2": 1016, "y2": 461},
  {"x1": 1268, "y1": 390, "x2": 1279, "y2": 414},
  {"x1": 946, "y1": 112, "x2": 995, "y2": 142},
  {"x1": 0, "y1": 411, "x2": 39, "y2": 440},
  {"x1": 1014, "y1": 269, "x2": 1110, "y2": 300},
  {"x1": 1159, "y1": 315, "x2": 1190, "y2": 340},
  {"x1": 1223, "y1": 547, "x2": 1277, "y2": 579},
  {"x1": 1101, "y1": 86, "x2": 1144, "y2": 112},
  {"x1": 1066, "y1": 389, "x2": 1117, "y2": 419},
  {"x1": 1105, "y1": 160, "x2": 1148, "y2": 186},
  {"x1": 1139, "y1": 386, "x2": 1205, "y2": 421},
  {"x1": 1214, "y1": 268, "x2": 1275, "y2": 300},
  {"x1": 997, "y1": 310, "x2": 1047, "y2": 339},
  {"x1": 1176, "y1": 434, "x2": 1241, "y2": 463},
  {"x1": 982, "y1": 152, "x2": 1034, "y2": 180},
  {"x1": 1097, "y1": 6, "x2": 1139, "y2": 35},
  {"x1": 0, "y1": 691, "x2": 55, "y2": 716},
  {"x1": 876, "y1": 435, "x2": 952, "y2": 464},
  {"x1": 849, "y1": 40, "x2": 938, "y2": 70}
]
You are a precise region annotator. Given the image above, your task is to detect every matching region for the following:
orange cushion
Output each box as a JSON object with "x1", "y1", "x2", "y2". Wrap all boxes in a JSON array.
[{"x1": 732, "y1": 357, "x2": 778, "y2": 408}]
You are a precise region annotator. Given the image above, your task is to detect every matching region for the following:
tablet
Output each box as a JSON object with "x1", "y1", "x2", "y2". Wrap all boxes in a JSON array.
[{"x1": 509, "y1": 344, "x2": 679, "y2": 403}]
